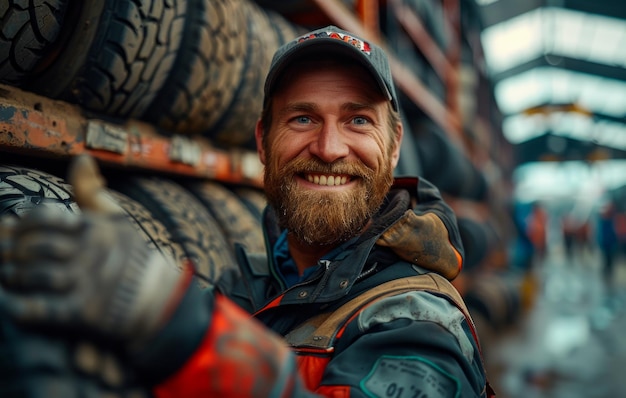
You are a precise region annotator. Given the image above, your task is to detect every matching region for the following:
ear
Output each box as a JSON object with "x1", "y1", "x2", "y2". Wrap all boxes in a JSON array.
[
  {"x1": 390, "y1": 122, "x2": 403, "y2": 169},
  {"x1": 255, "y1": 118, "x2": 266, "y2": 165}
]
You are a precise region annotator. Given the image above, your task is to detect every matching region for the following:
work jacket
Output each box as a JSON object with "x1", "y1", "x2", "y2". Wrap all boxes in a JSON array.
[{"x1": 228, "y1": 177, "x2": 489, "y2": 397}]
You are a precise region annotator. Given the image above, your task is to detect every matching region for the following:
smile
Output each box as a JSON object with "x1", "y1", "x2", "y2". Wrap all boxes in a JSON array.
[{"x1": 305, "y1": 173, "x2": 350, "y2": 186}]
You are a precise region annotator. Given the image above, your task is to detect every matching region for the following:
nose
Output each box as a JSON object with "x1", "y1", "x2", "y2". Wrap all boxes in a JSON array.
[{"x1": 309, "y1": 123, "x2": 349, "y2": 163}]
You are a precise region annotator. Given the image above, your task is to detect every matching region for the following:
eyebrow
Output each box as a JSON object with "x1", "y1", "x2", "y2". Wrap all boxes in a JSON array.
[
  {"x1": 278, "y1": 102, "x2": 319, "y2": 118},
  {"x1": 277, "y1": 101, "x2": 377, "y2": 118},
  {"x1": 341, "y1": 102, "x2": 377, "y2": 114}
]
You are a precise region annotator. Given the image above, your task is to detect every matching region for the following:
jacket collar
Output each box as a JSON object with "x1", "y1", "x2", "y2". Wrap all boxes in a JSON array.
[{"x1": 262, "y1": 188, "x2": 411, "y2": 304}]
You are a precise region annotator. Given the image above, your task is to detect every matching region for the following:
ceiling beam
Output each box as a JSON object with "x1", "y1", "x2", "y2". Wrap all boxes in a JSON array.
[
  {"x1": 561, "y1": 0, "x2": 626, "y2": 20},
  {"x1": 490, "y1": 56, "x2": 626, "y2": 83},
  {"x1": 514, "y1": 133, "x2": 626, "y2": 164},
  {"x1": 478, "y1": 0, "x2": 626, "y2": 28},
  {"x1": 503, "y1": 104, "x2": 626, "y2": 125},
  {"x1": 478, "y1": 0, "x2": 543, "y2": 28}
]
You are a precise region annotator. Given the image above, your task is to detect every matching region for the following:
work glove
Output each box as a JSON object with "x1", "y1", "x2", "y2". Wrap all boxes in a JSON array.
[
  {"x1": 0, "y1": 155, "x2": 209, "y2": 384},
  {"x1": 0, "y1": 206, "x2": 190, "y2": 350}
]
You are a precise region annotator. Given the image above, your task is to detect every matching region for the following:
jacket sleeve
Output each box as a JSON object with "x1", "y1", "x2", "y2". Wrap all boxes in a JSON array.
[
  {"x1": 150, "y1": 293, "x2": 317, "y2": 398},
  {"x1": 315, "y1": 291, "x2": 488, "y2": 398}
]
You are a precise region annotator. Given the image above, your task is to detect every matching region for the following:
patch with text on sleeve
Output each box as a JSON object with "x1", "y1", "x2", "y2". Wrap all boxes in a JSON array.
[{"x1": 361, "y1": 356, "x2": 461, "y2": 398}]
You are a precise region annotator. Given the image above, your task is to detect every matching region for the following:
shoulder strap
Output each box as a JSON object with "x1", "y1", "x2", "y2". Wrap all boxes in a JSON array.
[
  {"x1": 284, "y1": 273, "x2": 495, "y2": 397},
  {"x1": 284, "y1": 273, "x2": 475, "y2": 349}
]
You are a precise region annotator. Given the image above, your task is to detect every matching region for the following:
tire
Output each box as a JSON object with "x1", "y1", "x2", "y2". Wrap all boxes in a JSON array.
[
  {"x1": 0, "y1": 164, "x2": 79, "y2": 216},
  {"x1": 24, "y1": 0, "x2": 188, "y2": 119},
  {"x1": 251, "y1": 0, "x2": 355, "y2": 16},
  {"x1": 186, "y1": 181, "x2": 265, "y2": 254},
  {"x1": 464, "y1": 273, "x2": 522, "y2": 331},
  {"x1": 266, "y1": 9, "x2": 305, "y2": 44},
  {"x1": 110, "y1": 176, "x2": 236, "y2": 288},
  {"x1": 233, "y1": 186, "x2": 266, "y2": 222},
  {"x1": 207, "y1": 4, "x2": 301, "y2": 148},
  {"x1": 0, "y1": 0, "x2": 70, "y2": 85},
  {"x1": 413, "y1": 120, "x2": 489, "y2": 201},
  {"x1": 142, "y1": 0, "x2": 248, "y2": 138},
  {"x1": 206, "y1": 1, "x2": 276, "y2": 148},
  {"x1": 457, "y1": 217, "x2": 491, "y2": 271},
  {"x1": 108, "y1": 189, "x2": 188, "y2": 270},
  {"x1": 0, "y1": 164, "x2": 186, "y2": 266}
]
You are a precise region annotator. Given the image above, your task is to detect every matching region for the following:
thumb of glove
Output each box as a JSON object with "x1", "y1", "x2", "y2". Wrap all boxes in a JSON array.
[{"x1": 67, "y1": 154, "x2": 125, "y2": 216}]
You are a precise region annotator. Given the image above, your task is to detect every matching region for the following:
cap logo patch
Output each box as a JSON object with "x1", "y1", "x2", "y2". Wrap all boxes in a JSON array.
[{"x1": 296, "y1": 31, "x2": 371, "y2": 56}]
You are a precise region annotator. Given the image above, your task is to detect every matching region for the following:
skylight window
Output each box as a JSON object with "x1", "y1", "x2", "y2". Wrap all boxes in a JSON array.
[
  {"x1": 482, "y1": 7, "x2": 626, "y2": 74},
  {"x1": 495, "y1": 68, "x2": 626, "y2": 118},
  {"x1": 502, "y1": 111, "x2": 626, "y2": 150}
]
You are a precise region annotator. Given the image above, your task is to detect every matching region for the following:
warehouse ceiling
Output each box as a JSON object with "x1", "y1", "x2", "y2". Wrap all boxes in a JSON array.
[
  {"x1": 473, "y1": 0, "x2": 626, "y2": 202},
  {"x1": 475, "y1": 0, "x2": 626, "y2": 160}
]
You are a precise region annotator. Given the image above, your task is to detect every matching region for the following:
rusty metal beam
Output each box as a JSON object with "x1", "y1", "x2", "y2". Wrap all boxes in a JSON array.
[
  {"x1": 356, "y1": 0, "x2": 380, "y2": 38},
  {"x1": 443, "y1": 0, "x2": 462, "y2": 130},
  {"x1": 390, "y1": 0, "x2": 454, "y2": 81},
  {"x1": 0, "y1": 84, "x2": 263, "y2": 187}
]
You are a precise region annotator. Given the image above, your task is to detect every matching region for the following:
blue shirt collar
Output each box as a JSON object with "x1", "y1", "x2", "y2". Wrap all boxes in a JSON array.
[{"x1": 273, "y1": 230, "x2": 357, "y2": 288}]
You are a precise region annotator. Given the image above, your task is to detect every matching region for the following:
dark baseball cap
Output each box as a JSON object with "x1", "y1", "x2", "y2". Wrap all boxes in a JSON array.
[{"x1": 263, "y1": 25, "x2": 399, "y2": 112}]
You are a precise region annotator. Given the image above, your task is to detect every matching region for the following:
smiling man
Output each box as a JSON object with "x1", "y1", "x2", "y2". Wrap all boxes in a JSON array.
[
  {"x1": 260, "y1": 57, "x2": 399, "y2": 262},
  {"x1": 223, "y1": 26, "x2": 491, "y2": 396},
  {"x1": 0, "y1": 26, "x2": 492, "y2": 397}
]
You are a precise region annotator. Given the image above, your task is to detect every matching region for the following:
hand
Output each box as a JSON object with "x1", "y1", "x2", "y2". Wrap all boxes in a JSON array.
[
  {"x1": 0, "y1": 155, "x2": 191, "y2": 352},
  {"x1": 0, "y1": 209, "x2": 189, "y2": 348}
]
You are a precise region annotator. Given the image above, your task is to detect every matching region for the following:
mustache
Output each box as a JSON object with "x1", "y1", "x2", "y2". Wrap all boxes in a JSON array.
[{"x1": 284, "y1": 157, "x2": 372, "y2": 178}]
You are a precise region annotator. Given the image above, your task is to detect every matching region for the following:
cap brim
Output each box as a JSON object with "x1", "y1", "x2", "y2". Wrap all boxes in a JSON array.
[{"x1": 264, "y1": 38, "x2": 394, "y2": 108}]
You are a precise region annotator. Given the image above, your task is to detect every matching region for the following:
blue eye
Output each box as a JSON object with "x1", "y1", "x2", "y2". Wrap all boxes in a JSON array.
[
  {"x1": 353, "y1": 116, "x2": 368, "y2": 125},
  {"x1": 295, "y1": 116, "x2": 311, "y2": 124}
]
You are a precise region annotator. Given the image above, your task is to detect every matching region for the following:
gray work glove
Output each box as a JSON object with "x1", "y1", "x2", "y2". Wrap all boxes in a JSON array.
[
  {"x1": 0, "y1": 207, "x2": 189, "y2": 352},
  {"x1": 0, "y1": 155, "x2": 209, "y2": 383}
]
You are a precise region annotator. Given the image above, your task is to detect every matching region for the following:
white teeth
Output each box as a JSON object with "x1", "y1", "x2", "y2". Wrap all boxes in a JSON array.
[{"x1": 305, "y1": 174, "x2": 349, "y2": 186}]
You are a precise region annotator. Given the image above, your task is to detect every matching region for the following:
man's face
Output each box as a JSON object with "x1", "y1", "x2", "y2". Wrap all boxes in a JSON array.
[{"x1": 256, "y1": 61, "x2": 402, "y2": 246}]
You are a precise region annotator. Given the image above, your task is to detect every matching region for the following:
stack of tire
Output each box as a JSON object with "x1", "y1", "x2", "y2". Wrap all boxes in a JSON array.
[
  {"x1": 1, "y1": 0, "x2": 305, "y2": 148},
  {"x1": 0, "y1": 1, "x2": 306, "y2": 394}
]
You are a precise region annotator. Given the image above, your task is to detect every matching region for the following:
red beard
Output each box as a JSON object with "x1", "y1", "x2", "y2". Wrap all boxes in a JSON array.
[{"x1": 263, "y1": 156, "x2": 393, "y2": 245}]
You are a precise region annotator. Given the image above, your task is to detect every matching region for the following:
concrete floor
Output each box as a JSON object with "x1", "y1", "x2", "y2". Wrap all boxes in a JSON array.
[{"x1": 478, "y1": 246, "x2": 626, "y2": 398}]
